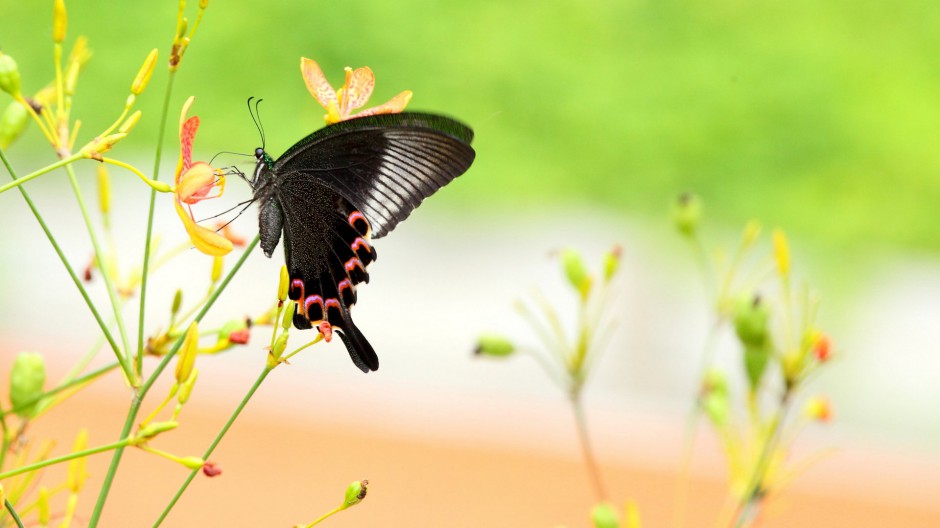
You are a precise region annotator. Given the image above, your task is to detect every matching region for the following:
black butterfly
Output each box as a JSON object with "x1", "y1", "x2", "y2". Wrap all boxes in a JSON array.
[{"x1": 250, "y1": 112, "x2": 475, "y2": 373}]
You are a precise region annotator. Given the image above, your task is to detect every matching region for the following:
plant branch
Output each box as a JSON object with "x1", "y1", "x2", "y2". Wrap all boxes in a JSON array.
[
  {"x1": 3, "y1": 499, "x2": 25, "y2": 528},
  {"x1": 0, "y1": 438, "x2": 131, "y2": 480},
  {"x1": 0, "y1": 153, "x2": 83, "y2": 194}
]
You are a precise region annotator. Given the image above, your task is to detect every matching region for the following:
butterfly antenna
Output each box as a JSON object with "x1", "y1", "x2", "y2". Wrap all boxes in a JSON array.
[
  {"x1": 247, "y1": 96, "x2": 265, "y2": 150},
  {"x1": 209, "y1": 150, "x2": 254, "y2": 165},
  {"x1": 210, "y1": 200, "x2": 256, "y2": 233},
  {"x1": 197, "y1": 198, "x2": 256, "y2": 223},
  {"x1": 255, "y1": 98, "x2": 266, "y2": 150}
]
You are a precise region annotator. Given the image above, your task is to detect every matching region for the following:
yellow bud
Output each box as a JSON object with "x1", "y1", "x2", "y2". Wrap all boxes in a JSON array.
[
  {"x1": 80, "y1": 133, "x2": 127, "y2": 159},
  {"x1": 625, "y1": 500, "x2": 642, "y2": 528},
  {"x1": 97, "y1": 164, "x2": 111, "y2": 215},
  {"x1": 171, "y1": 289, "x2": 183, "y2": 316},
  {"x1": 211, "y1": 255, "x2": 224, "y2": 282},
  {"x1": 132, "y1": 49, "x2": 159, "y2": 95},
  {"x1": 672, "y1": 192, "x2": 702, "y2": 237},
  {"x1": 38, "y1": 487, "x2": 50, "y2": 524},
  {"x1": 119, "y1": 110, "x2": 142, "y2": 134},
  {"x1": 136, "y1": 420, "x2": 179, "y2": 441},
  {"x1": 0, "y1": 484, "x2": 4, "y2": 510},
  {"x1": 803, "y1": 396, "x2": 833, "y2": 422},
  {"x1": 281, "y1": 301, "x2": 295, "y2": 330},
  {"x1": 343, "y1": 480, "x2": 368, "y2": 508},
  {"x1": 53, "y1": 0, "x2": 68, "y2": 43},
  {"x1": 772, "y1": 228, "x2": 790, "y2": 277},
  {"x1": 178, "y1": 367, "x2": 198, "y2": 404},
  {"x1": 277, "y1": 265, "x2": 289, "y2": 302},
  {"x1": 0, "y1": 52, "x2": 22, "y2": 97},
  {"x1": 474, "y1": 334, "x2": 515, "y2": 357},
  {"x1": 67, "y1": 429, "x2": 89, "y2": 493},
  {"x1": 179, "y1": 456, "x2": 205, "y2": 470},
  {"x1": 742, "y1": 220, "x2": 761, "y2": 247},
  {"x1": 603, "y1": 244, "x2": 622, "y2": 283},
  {"x1": 64, "y1": 60, "x2": 81, "y2": 96},
  {"x1": 267, "y1": 333, "x2": 289, "y2": 368},
  {"x1": 175, "y1": 321, "x2": 199, "y2": 383},
  {"x1": 200, "y1": 0, "x2": 209, "y2": 8},
  {"x1": 0, "y1": 100, "x2": 30, "y2": 149},
  {"x1": 561, "y1": 248, "x2": 591, "y2": 300}
]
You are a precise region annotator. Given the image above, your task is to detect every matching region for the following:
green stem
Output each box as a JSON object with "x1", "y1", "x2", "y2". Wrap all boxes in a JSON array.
[
  {"x1": 570, "y1": 393, "x2": 608, "y2": 502},
  {"x1": 0, "y1": 362, "x2": 119, "y2": 420},
  {"x1": 137, "y1": 71, "x2": 177, "y2": 380},
  {"x1": 3, "y1": 499, "x2": 25, "y2": 528},
  {"x1": 64, "y1": 163, "x2": 134, "y2": 384},
  {"x1": 88, "y1": 235, "x2": 259, "y2": 528},
  {"x1": 0, "y1": 147, "x2": 134, "y2": 381},
  {"x1": 0, "y1": 438, "x2": 131, "y2": 480},
  {"x1": 152, "y1": 366, "x2": 272, "y2": 527},
  {"x1": 0, "y1": 153, "x2": 82, "y2": 194},
  {"x1": 304, "y1": 505, "x2": 346, "y2": 527}
]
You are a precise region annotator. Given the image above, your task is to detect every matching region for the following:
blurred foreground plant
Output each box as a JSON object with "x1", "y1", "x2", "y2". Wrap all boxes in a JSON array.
[{"x1": 0, "y1": 2, "x2": 367, "y2": 526}]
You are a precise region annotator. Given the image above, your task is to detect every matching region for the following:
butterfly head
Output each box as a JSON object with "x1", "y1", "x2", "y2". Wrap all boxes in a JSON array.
[{"x1": 251, "y1": 147, "x2": 276, "y2": 188}]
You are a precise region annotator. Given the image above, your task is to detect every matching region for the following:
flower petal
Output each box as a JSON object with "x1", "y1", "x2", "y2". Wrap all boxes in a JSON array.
[
  {"x1": 301, "y1": 57, "x2": 337, "y2": 111},
  {"x1": 352, "y1": 90, "x2": 413, "y2": 119},
  {"x1": 174, "y1": 199, "x2": 233, "y2": 256},
  {"x1": 179, "y1": 116, "x2": 199, "y2": 175},
  {"x1": 339, "y1": 66, "x2": 375, "y2": 114},
  {"x1": 177, "y1": 162, "x2": 222, "y2": 204}
]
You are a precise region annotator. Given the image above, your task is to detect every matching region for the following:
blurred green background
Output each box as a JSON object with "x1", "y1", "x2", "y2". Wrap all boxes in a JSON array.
[{"x1": 2, "y1": 0, "x2": 940, "y2": 251}]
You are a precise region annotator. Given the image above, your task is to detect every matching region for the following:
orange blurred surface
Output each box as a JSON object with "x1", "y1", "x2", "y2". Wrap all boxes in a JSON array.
[{"x1": 5, "y1": 359, "x2": 938, "y2": 528}]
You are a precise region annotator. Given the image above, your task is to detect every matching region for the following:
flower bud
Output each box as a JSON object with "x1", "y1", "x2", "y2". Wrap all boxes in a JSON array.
[
  {"x1": 561, "y1": 248, "x2": 591, "y2": 299},
  {"x1": 0, "y1": 100, "x2": 30, "y2": 149},
  {"x1": 772, "y1": 228, "x2": 790, "y2": 277},
  {"x1": 700, "y1": 369, "x2": 730, "y2": 427},
  {"x1": 202, "y1": 461, "x2": 222, "y2": 477},
  {"x1": 625, "y1": 500, "x2": 642, "y2": 528},
  {"x1": 742, "y1": 219, "x2": 761, "y2": 247},
  {"x1": 177, "y1": 367, "x2": 198, "y2": 404},
  {"x1": 97, "y1": 164, "x2": 111, "y2": 215},
  {"x1": 733, "y1": 294, "x2": 769, "y2": 348},
  {"x1": 0, "y1": 52, "x2": 22, "y2": 97},
  {"x1": 803, "y1": 396, "x2": 833, "y2": 422},
  {"x1": 343, "y1": 480, "x2": 368, "y2": 508},
  {"x1": 119, "y1": 110, "x2": 142, "y2": 134},
  {"x1": 64, "y1": 60, "x2": 80, "y2": 96},
  {"x1": 282, "y1": 301, "x2": 296, "y2": 330},
  {"x1": 267, "y1": 333, "x2": 289, "y2": 368},
  {"x1": 179, "y1": 456, "x2": 206, "y2": 470},
  {"x1": 744, "y1": 344, "x2": 770, "y2": 391},
  {"x1": 67, "y1": 429, "x2": 89, "y2": 493},
  {"x1": 38, "y1": 487, "x2": 50, "y2": 525},
  {"x1": 474, "y1": 334, "x2": 515, "y2": 358},
  {"x1": 136, "y1": 420, "x2": 179, "y2": 441},
  {"x1": 672, "y1": 192, "x2": 702, "y2": 237},
  {"x1": 603, "y1": 244, "x2": 622, "y2": 283},
  {"x1": 171, "y1": 289, "x2": 183, "y2": 317},
  {"x1": 80, "y1": 133, "x2": 127, "y2": 159},
  {"x1": 131, "y1": 49, "x2": 159, "y2": 95},
  {"x1": 175, "y1": 321, "x2": 199, "y2": 384},
  {"x1": 277, "y1": 265, "x2": 289, "y2": 302},
  {"x1": 10, "y1": 351, "x2": 46, "y2": 418},
  {"x1": 813, "y1": 333, "x2": 832, "y2": 362},
  {"x1": 53, "y1": 0, "x2": 68, "y2": 43},
  {"x1": 590, "y1": 502, "x2": 619, "y2": 528}
]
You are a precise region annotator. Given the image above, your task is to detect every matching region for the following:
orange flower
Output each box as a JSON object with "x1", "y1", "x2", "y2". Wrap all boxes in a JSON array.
[
  {"x1": 301, "y1": 57, "x2": 413, "y2": 124},
  {"x1": 174, "y1": 96, "x2": 232, "y2": 256}
]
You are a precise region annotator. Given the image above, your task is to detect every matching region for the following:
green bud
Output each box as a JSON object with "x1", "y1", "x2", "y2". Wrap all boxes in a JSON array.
[
  {"x1": 603, "y1": 244, "x2": 622, "y2": 283},
  {"x1": 267, "y1": 333, "x2": 289, "y2": 368},
  {"x1": 343, "y1": 480, "x2": 368, "y2": 508},
  {"x1": 281, "y1": 301, "x2": 295, "y2": 330},
  {"x1": 590, "y1": 502, "x2": 620, "y2": 528},
  {"x1": 744, "y1": 344, "x2": 771, "y2": 390},
  {"x1": 10, "y1": 351, "x2": 46, "y2": 418},
  {"x1": 672, "y1": 192, "x2": 702, "y2": 237},
  {"x1": 0, "y1": 52, "x2": 22, "y2": 97},
  {"x1": 561, "y1": 248, "x2": 591, "y2": 299},
  {"x1": 177, "y1": 367, "x2": 198, "y2": 405},
  {"x1": 179, "y1": 456, "x2": 205, "y2": 470},
  {"x1": 136, "y1": 420, "x2": 179, "y2": 441},
  {"x1": 701, "y1": 370, "x2": 730, "y2": 427},
  {"x1": 218, "y1": 319, "x2": 247, "y2": 341},
  {"x1": 171, "y1": 289, "x2": 183, "y2": 316},
  {"x1": 0, "y1": 100, "x2": 29, "y2": 149},
  {"x1": 474, "y1": 334, "x2": 515, "y2": 357},
  {"x1": 733, "y1": 294, "x2": 770, "y2": 348}
]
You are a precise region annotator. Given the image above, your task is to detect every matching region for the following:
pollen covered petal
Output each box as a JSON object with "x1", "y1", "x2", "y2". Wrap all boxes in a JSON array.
[
  {"x1": 174, "y1": 199, "x2": 233, "y2": 256},
  {"x1": 340, "y1": 66, "x2": 375, "y2": 113},
  {"x1": 352, "y1": 90, "x2": 413, "y2": 119},
  {"x1": 177, "y1": 162, "x2": 222, "y2": 204}
]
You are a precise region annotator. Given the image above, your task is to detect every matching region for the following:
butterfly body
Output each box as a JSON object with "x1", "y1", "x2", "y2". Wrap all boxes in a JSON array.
[{"x1": 251, "y1": 112, "x2": 475, "y2": 372}]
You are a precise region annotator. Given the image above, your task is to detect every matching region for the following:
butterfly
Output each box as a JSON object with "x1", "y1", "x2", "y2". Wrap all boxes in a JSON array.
[{"x1": 250, "y1": 112, "x2": 475, "y2": 373}]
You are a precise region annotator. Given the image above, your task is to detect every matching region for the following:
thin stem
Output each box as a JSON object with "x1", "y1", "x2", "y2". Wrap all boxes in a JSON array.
[
  {"x1": 0, "y1": 438, "x2": 131, "y2": 480},
  {"x1": 137, "y1": 71, "x2": 177, "y2": 380},
  {"x1": 0, "y1": 147, "x2": 133, "y2": 381},
  {"x1": 64, "y1": 163, "x2": 135, "y2": 384},
  {"x1": 0, "y1": 362, "x2": 119, "y2": 420},
  {"x1": 99, "y1": 157, "x2": 172, "y2": 193},
  {"x1": 304, "y1": 505, "x2": 346, "y2": 527},
  {"x1": 4, "y1": 499, "x2": 25, "y2": 528},
  {"x1": 0, "y1": 153, "x2": 82, "y2": 194},
  {"x1": 570, "y1": 394, "x2": 608, "y2": 502},
  {"x1": 88, "y1": 236, "x2": 259, "y2": 528},
  {"x1": 152, "y1": 366, "x2": 273, "y2": 527}
]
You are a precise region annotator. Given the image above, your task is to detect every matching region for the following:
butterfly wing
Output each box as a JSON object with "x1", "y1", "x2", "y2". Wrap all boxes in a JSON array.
[
  {"x1": 273, "y1": 176, "x2": 380, "y2": 372},
  {"x1": 272, "y1": 112, "x2": 475, "y2": 239}
]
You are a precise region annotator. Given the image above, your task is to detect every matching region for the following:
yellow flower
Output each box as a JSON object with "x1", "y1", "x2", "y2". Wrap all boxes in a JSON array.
[
  {"x1": 174, "y1": 96, "x2": 232, "y2": 256},
  {"x1": 301, "y1": 57, "x2": 412, "y2": 124}
]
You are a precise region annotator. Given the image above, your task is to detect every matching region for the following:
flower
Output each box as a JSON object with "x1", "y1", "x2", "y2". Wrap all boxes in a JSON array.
[
  {"x1": 174, "y1": 96, "x2": 232, "y2": 256},
  {"x1": 301, "y1": 58, "x2": 412, "y2": 124}
]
